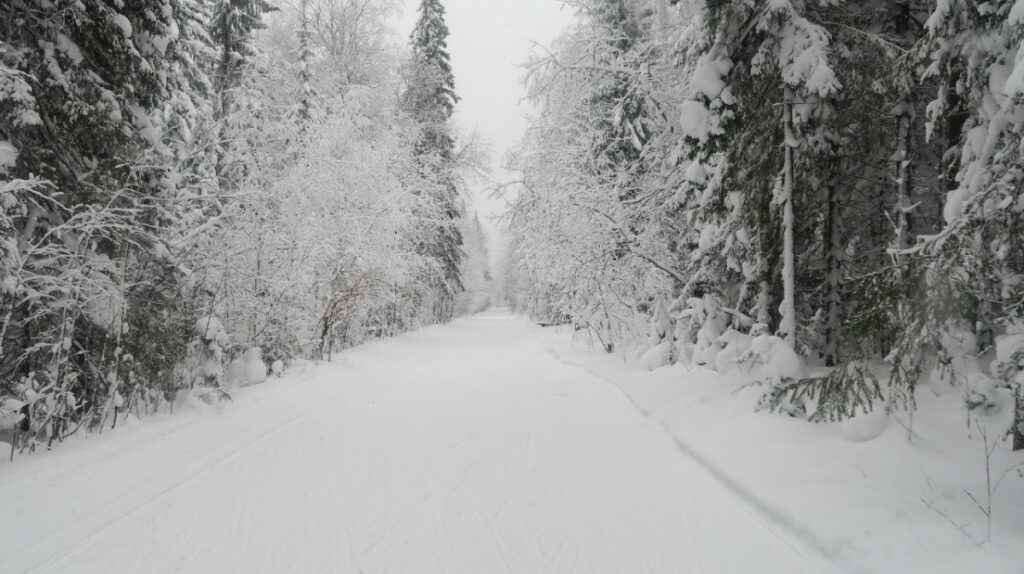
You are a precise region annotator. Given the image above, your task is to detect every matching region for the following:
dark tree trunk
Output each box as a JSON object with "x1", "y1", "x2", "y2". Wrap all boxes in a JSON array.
[
  {"x1": 823, "y1": 160, "x2": 842, "y2": 367},
  {"x1": 1013, "y1": 384, "x2": 1024, "y2": 451}
]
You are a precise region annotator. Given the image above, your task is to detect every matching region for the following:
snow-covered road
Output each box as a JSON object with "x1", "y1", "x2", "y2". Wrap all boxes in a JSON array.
[{"x1": 0, "y1": 311, "x2": 831, "y2": 573}]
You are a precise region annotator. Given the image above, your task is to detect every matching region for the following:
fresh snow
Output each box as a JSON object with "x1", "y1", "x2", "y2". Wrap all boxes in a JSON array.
[
  {"x1": 110, "y1": 14, "x2": 132, "y2": 38},
  {"x1": 540, "y1": 326, "x2": 1024, "y2": 573},
  {"x1": 0, "y1": 311, "x2": 831, "y2": 574},
  {"x1": 0, "y1": 140, "x2": 17, "y2": 170}
]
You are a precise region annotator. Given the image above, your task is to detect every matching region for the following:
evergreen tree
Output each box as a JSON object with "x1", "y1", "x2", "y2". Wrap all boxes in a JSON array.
[
  {"x1": 403, "y1": 0, "x2": 463, "y2": 322},
  {"x1": 918, "y1": 0, "x2": 1024, "y2": 449},
  {"x1": 209, "y1": 0, "x2": 277, "y2": 190},
  {"x1": 0, "y1": 0, "x2": 195, "y2": 441},
  {"x1": 296, "y1": 0, "x2": 316, "y2": 136},
  {"x1": 125, "y1": 0, "x2": 220, "y2": 402},
  {"x1": 405, "y1": 0, "x2": 458, "y2": 126},
  {"x1": 210, "y1": 0, "x2": 278, "y2": 107},
  {"x1": 453, "y1": 213, "x2": 491, "y2": 316}
]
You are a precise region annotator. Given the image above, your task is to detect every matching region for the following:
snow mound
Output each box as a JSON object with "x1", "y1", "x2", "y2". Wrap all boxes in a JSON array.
[
  {"x1": 195, "y1": 315, "x2": 229, "y2": 346},
  {"x1": 715, "y1": 329, "x2": 753, "y2": 375},
  {"x1": 110, "y1": 14, "x2": 132, "y2": 38},
  {"x1": 636, "y1": 342, "x2": 672, "y2": 370},
  {"x1": 749, "y1": 334, "x2": 804, "y2": 384},
  {"x1": 840, "y1": 407, "x2": 889, "y2": 443},
  {"x1": 227, "y1": 347, "x2": 267, "y2": 387},
  {"x1": 0, "y1": 140, "x2": 17, "y2": 171},
  {"x1": 0, "y1": 397, "x2": 26, "y2": 431}
]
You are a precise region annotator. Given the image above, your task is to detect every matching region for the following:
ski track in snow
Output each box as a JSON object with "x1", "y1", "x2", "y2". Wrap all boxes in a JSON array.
[{"x1": 0, "y1": 311, "x2": 834, "y2": 573}]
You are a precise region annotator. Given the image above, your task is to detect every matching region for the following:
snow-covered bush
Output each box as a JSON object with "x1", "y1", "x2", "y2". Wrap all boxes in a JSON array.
[
  {"x1": 636, "y1": 342, "x2": 673, "y2": 371},
  {"x1": 188, "y1": 316, "x2": 229, "y2": 389},
  {"x1": 226, "y1": 347, "x2": 268, "y2": 388},
  {"x1": 713, "y1": 329, "x2": 753, "y2": 375}
]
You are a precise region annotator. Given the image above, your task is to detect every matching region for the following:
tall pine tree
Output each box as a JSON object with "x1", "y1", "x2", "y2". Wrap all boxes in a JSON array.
[
  {"x1": 403, "y1": 0, "x2": 463, "y2": 322},
  {"x1": 296, "y1": 0, "x2": 316, "y2": 137},
  {"x1": 209, "y1": 0, "x2": 277, "y2": 191}
]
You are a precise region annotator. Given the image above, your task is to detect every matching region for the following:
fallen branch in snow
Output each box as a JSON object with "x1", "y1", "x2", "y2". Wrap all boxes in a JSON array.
[
  {"x1": 729, "y1": 380, "x2": 762, "y2": 395},
  {"x1": 921, "y1": 497, "x2": 985, "y2": 548}
]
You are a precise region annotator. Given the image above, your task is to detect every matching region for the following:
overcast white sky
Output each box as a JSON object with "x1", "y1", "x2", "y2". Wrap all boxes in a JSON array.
[{"x1": 393, "y1": 0, "x2": 576, "y2": 240}]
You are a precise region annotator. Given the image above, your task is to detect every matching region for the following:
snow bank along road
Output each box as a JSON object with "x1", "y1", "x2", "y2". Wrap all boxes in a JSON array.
[{"x1": 0, "y1": 311, "x2": 832, "y2": 573}]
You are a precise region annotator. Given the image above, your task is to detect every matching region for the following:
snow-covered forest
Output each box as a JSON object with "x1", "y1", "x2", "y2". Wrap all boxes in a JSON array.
[
  {"x1": 501, "y1": 0, "x2": 1024, "y2": 445},
  {"x1": 2, "y1": 0, "x2": 1024, "y2": 571},
  {"x1": 1, "y1": 0, "x2": 493, "y2": 446}
]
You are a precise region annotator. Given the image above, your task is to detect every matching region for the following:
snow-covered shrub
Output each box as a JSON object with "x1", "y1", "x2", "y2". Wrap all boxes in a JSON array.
[
  {"x1": 2, "y1": 370, "x2": 83, "y2": 453},
  {"x1": 713, "y1": 329, "x2": 754, "y2": 375},
  {"x1": 186, "y1": 315, "x2": 229, "y2": 391},
  {"x1": 226, "y1": 347, "x2": 268, "y2": 387},
  {"x1": 688, "y1": 296, "x2": 729, "y2": 368},
  {"x1": 637, "y1": 342, "x2": 673, "y2": 371},
  {"x1": 840, "y1": 406, "x2": 890, "y2": 443},
  {"x1": 748, "y1": 333, "x2": 806, "y2": 387}
]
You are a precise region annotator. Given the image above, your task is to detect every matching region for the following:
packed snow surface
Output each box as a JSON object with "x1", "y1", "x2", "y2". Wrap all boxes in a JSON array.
[
  {"x1": 540, "y1": 327, "x2": 1024, "y2": 573},
  {"x1": 0, "y1": 311, "x2": 830, "y2": 573}
]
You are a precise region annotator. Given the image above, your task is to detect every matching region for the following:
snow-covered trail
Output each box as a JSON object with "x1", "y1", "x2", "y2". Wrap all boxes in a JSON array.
[{"x1": 0, "y1": 311, "x2": 831, "y2": 573}]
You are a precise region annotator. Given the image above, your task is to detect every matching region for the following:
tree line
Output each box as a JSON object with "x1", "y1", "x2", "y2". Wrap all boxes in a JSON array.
[
  {"x1": 502, "y1": 0, "x2": 1024, "y2": 447},
  {"x1": 0, "y1": 0, "x2": 486, "y2": 454}
]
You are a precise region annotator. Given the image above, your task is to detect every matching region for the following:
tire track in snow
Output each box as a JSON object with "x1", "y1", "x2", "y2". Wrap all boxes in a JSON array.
[
  {"x1": 0, "y1": 388, "x2": 288, "y2": 489},
  {"x1": 0, "y1": 379, "x2": 333, "y2": 556},
  {"x1": 20, "y1": 382, "x2": 360, "y2": 574},
  {"x1": 542, "y1": 345, "x2": 839, "y2": 571}
]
